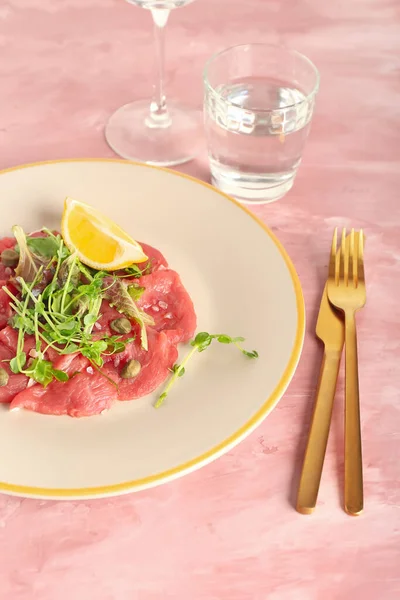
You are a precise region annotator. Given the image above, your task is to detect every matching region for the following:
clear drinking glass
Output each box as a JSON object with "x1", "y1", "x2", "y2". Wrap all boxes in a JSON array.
[
  {"x1": 204, "y1": 44, "x2": 320, "y2": 203},
  {"x1": 105, "y1": 0, "x2": 202, "y2": 167}
]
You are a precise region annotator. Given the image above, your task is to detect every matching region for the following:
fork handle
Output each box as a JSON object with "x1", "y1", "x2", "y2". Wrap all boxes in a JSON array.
[
  {"x1": 296, "y1": 349, "x2": 341, "y2": 514},
  {"x1": 344, "y1": 310, "x2": 364, "y2": 515}
]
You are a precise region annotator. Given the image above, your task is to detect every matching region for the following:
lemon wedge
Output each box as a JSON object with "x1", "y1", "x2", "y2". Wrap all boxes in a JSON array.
[{"x1": 61, "y1": 197, "x2": 148, "y2": 270}]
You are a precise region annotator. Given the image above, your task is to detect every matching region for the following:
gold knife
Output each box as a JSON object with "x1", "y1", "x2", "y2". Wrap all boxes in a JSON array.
[{"x1": 296, "y1": 282, "x2": 344, "y2": 514}]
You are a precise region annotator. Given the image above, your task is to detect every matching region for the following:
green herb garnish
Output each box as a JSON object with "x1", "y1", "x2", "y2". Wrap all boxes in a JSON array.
[
  {"x1": 2, "y1": 227, "x2": 150, "y2": 387},
  {"x1": 123, "y1": 260, "x2": 152, "y2": 278},
  {"x1": 26, "y1": 235, "x2": 61, "y2": 258},
  {"x1": 155, "y1": 332, "x2": 258, "y2": 407},
  {"x1": 127, "y1": 284, "x2": 146, "y2": 302},
  {"x1": 124, "y1": 264, "x2": 145, "y2": 278}
]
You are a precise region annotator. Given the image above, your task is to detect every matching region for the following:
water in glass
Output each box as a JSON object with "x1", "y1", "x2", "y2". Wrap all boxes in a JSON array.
[
  {"x1": 205, "y1": 77, "x2": 314, "y2": 203},
  {"x1": 204, "y1": 45, "x2": 319, "y2": 203}
]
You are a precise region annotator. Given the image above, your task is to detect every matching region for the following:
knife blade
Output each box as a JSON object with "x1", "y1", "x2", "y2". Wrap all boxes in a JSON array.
[{"x1": 296, "y1": 283, "x2": 344, "y2": 514}]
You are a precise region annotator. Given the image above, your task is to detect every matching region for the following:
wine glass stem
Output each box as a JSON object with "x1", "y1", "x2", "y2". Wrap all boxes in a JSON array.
[{"x1": 147, "y1": 8, "x2": 171, "y2": 129}]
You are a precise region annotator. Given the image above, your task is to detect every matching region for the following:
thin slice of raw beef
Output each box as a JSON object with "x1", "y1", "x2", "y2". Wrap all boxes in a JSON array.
[
  {"x1": 0, "y1": 237, "x2": 16, "y2": 254},
  {"x1": 139, "y1": 242, "x2": 168, "y2": 273},
  {"x1": 46, "y1": 347, "x2": 89, "y2": 373},
  {"x1": 0, "y1": 342, "x2": 29, "y2": 403},
  {"x1": 10, "y1": 354, "x2": 118, "y2": 417},
  {"x1": 103, "y1": 326, "x2": 178, "y2": 400},
  {"x1": 94, "y1": 311, "x2": 178, "y2": 401},
  {"x1": 137, "y1": 269, "x2": 196, "y2": 343},
  {"x1": 0, "y1": 326, "x2": 36, "y2": 356},
  {"x1": 0, "y1": 283, "x2": 13, "y2": 329}
]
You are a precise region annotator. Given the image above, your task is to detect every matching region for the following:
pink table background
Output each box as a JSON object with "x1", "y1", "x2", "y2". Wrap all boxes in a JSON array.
[{"x1": 1, "y1": 1, "x2": 399, "y2": 598}]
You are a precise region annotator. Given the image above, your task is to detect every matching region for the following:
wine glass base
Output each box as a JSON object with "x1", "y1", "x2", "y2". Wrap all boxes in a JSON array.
[{"x1": 105, "y1": 100, "x2": 203, "y2": 167}]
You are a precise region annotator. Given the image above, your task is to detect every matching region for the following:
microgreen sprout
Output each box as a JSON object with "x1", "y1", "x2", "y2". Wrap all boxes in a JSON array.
[{"x1": 155, "y1": 332, "x2": 258, "y2": 408}]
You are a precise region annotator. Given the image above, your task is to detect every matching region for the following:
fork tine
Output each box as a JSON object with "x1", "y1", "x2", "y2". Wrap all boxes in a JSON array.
[
  {"x1": 349, "y1": 229, "x2": 355, "y2": 286},
  {"x1": 329, "y1": 228, "x2": 338, "y2": 283},
  {"x1": 340, "y1": 228, "x2": 347, "y2": 285},
  {"x1": 357, "y1": 229, "x2": 365, "y2": 283}
]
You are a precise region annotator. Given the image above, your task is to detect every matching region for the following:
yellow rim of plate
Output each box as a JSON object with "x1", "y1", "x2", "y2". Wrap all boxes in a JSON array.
[{"x1": 0, "y1": 158, "x2": 305, "y2": 499}]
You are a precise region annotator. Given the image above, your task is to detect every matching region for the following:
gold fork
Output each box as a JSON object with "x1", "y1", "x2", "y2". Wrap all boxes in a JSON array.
[{"x1": 327, "y1": 228, "x2": 366, "y2": 516}]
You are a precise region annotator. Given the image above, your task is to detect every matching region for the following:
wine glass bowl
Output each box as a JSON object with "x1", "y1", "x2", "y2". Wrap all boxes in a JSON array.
[{"x1": 105, "y1": 0, "x2": 201, "y2": 166}]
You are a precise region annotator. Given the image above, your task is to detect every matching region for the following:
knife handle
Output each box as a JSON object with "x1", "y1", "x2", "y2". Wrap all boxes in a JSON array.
[{"x1": 296, "y1": 349, "x2": 341, "y2": 514}]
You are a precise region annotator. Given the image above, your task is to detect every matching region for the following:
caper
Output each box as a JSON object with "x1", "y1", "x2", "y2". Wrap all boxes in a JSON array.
[
  {"x1": 1, "y1": 248, "x2": 18, "y2": 268},
  {"x1": 120, "y1": 359, "x2": 141, "y2": 379},
  {"x1": 0, "y1": 368, "x2": 9, "y2": 387},
  {"x1": 110, "y1": 317, "x2": 132, "y2": 334}
]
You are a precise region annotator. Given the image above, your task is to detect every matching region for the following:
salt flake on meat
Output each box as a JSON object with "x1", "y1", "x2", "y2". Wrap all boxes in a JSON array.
[{"x1": 137, "y1": 269, "x2": 196, "y2": 343}]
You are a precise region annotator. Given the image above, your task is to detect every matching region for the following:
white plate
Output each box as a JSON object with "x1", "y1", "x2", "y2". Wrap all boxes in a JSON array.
[{"x1": 0, "y1": 159, "x2": 304, "y2": 499}]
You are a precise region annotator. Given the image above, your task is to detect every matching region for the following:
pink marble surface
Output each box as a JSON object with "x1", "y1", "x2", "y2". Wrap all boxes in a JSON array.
[{"x1": 0, "y1": 0, "x2": 399, "y2": 598}]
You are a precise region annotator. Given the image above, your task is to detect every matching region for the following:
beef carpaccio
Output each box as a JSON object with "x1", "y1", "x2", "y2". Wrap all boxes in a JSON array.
[{"x1": 0, "y1": 236, "x2": 196, "y2": 417}]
